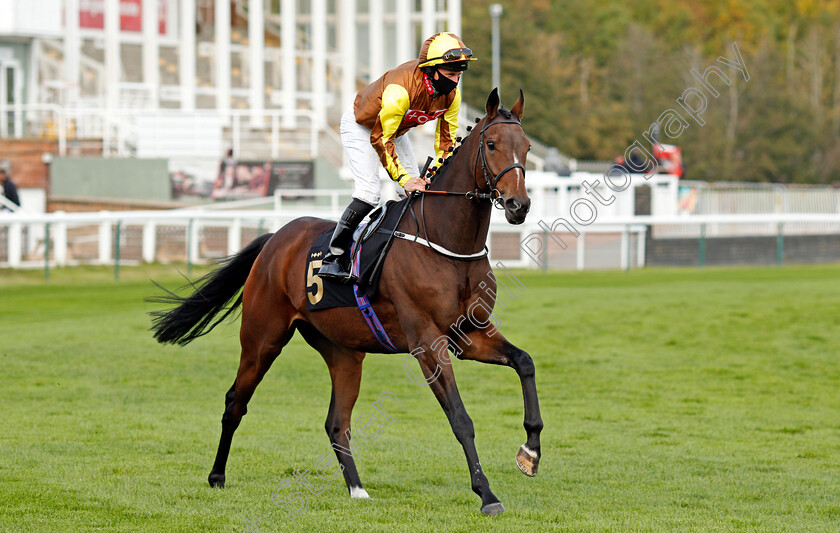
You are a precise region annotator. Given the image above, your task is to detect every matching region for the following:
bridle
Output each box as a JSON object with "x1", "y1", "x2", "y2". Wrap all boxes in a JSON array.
[
  {"x1": 475, "y1": 117, "x2": 526, "y2": 207},
  {"x1": 404, "y1": 114, "x2": 527, "y2": 259},
  {"x1": 420, "y1": 115, "x2": 526, "y2": 208}
]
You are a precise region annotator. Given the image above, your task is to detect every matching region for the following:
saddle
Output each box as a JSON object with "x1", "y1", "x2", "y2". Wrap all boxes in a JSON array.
[{"x1": 305, "y1": 198, "x2": 410, "y2": 311}]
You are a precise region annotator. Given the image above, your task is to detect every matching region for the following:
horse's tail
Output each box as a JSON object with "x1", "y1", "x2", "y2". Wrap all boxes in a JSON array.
[{"x1": 149, "y1": 232, "x2": 274, "y2": 346}]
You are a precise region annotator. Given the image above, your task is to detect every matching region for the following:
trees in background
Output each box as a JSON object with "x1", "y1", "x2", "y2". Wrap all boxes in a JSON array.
[{"x1": 462, "y1": 0, "x2": 840, "y2": 183}]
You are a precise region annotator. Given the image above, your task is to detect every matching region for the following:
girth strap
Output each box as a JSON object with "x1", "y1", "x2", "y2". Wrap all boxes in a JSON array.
[{"x1": 351, "y1": 247, "x2": 399, "y2": 353}]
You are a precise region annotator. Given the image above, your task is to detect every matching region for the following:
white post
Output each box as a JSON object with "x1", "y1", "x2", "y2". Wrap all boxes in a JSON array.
[
  {"x1": 142, "y1": 220, "x2": 156, "y2": 263},
  {"x1": 340, "y1": 0, "x2": 357, "y2": 112},
  {"x1": 215, "y1": 0, "x2": 231, "y2": 117},
  {"x1": 0, "y1": 70, "x2": 6, "y2": 137},
  {"x1": 447, "y1": 0, "x2": 462, "y2": 37},
  {"x1": 637, "y1": 226, "x2": 647, "y2": 268},
  {"x1": 422, "y1": 0, "x2": 435, "y2": 40},
  {"x1": 249, "y1": 0, "x2": 265, "y2": 124},
  {"x1": 104, "y1": 0, "x2": 120, "y2": 110},
  {"x1": 310, "y1": 113, "x2": 318, "y2": 157},
  {"x1": 99, "y1": 217, "x2": 112, "y2": 264},
  {"x1": 55, "y1": 219, "x2": 68, "y2": 266},
  {"x1": 28, "y1": 38, "x2": 40, "y2": 110},
  {"x1": 620, "y1": 225, "x2": 629, "y2": 271},
  {"x1": 63, "y1": 0, "x2": 80, "y2": 104},
  {"x1": 8, "y1": 222, "x2": 22, "y2": 267},
  {"x1": 395, "y1": 0, "x2": 411, "y2": 64},
  {"x1": 12, "y1": 60, "x2": 22, "y2": 137},
  {"x1": 180, "y1": 0, "x2": 196, "y2": 111},
  {"x1": 489, "y1": 4, "x2": 502, "y2": 97},
  {"x1": 369, "y1": 0, "x2": 384, "y2": 80},
  {"x1": 143, "y1": 0, "x2": 160, "y2": 108},
  {"x1": 232, "y1": 113, "x2": 241, "y2": 155},
  {"x1": 281, "y1": 0, "x2": 296, "y2": 128},
  {"x1": 102, "y1": 113, "x2": 111, "y2": 156},
  {"x1": 57, "y1": 109, "x2": 67, "y2": 156},
  {"x1": 228, "y1": 219, "x2": 242, "y2": 256},
  {"x1": 576, "y1": 232, "x2": 585, "y2": 270},
  {"x1": 189, "y1": 219, "x2": 200, "y2": 264},
  {"x1": 271, "y1": 114, "x2": 279, "y2": 159},
  {"x1": 312, "y1": 0, "x2": 327, "y2": 128}
]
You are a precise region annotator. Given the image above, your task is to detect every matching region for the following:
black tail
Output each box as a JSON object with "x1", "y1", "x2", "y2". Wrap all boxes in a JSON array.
[{"x1": 149, "y1": 232, "x2": 274, "y2": 346}]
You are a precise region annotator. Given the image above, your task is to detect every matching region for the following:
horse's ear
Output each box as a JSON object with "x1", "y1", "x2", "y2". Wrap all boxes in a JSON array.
[
  {"x1": 485, "y1": 88, "x2": 500, "y2": 119},
  {"x1": 511, "y1": 89, "x2": 525, "y2": 121}
]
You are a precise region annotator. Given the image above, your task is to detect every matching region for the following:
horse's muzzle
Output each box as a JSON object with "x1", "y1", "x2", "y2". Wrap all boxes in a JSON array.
[{"x1": 504, "y1": 197, "x2": 531, "y2": 225}]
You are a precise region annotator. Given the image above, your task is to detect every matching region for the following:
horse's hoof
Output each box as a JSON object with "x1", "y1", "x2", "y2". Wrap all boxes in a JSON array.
[
  {"x1": 208, "y1": 472, "x2": 225, "y2": 488},
  {"x1": 516, "y1": 444, "x2": 539, "y2": 477},
  {"x1": 480, "y1": 502, "x2": 506, "y2": 516}
]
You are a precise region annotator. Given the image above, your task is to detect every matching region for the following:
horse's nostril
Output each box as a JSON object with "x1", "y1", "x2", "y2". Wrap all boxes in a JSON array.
[
  {"x1": 505, "y1": 198, "x2": 521, "y2": 211},
  {"x1": 505, "y1": 198, "x2": 530, "y2": 214}
]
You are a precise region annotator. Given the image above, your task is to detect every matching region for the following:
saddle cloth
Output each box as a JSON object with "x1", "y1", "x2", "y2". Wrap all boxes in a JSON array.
[{"x1": 304, "y1": 198, "x2": 409, "y2": 311}]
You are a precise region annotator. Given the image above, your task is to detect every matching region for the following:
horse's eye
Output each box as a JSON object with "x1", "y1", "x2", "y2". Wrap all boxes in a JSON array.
[
  {"x1": 487, "y1": 140, "x2": 496, "y2": 150},
  {"x1": 528, "y1": 145, "x2": 532, "y2": 152}
]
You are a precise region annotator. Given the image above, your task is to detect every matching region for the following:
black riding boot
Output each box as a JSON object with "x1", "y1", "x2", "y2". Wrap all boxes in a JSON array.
[{"x1": 317, "y1": 198, "x2": 373, "y2": 283}]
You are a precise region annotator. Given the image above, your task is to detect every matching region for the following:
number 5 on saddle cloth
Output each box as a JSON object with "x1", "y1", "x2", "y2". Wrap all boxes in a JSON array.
[{"x1": 303, "y1": 198, "x2": 411, "y2": 351}]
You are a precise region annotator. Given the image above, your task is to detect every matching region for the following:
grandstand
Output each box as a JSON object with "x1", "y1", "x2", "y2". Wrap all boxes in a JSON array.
[{"x1": 0, "y1": 0, "x2": 474, "y2": 207}]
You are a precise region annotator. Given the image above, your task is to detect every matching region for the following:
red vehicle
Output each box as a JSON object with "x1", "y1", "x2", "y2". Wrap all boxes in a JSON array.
[{"x1": 653, "y1": 143, "x2": 684, "y2": 178}]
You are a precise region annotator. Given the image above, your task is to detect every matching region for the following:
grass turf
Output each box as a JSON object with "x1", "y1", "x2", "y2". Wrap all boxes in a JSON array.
[{"x1": 1, "y1": 263, "x2": 839, "y2": 532}]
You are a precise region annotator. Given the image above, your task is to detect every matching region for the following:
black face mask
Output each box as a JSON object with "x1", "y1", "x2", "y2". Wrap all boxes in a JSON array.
[{"x1": 431, "y1": 70, "x2": 459, "y2": 96}]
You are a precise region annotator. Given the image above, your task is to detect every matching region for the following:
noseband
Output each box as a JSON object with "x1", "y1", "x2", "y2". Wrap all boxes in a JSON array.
[{"x1": 475, "y1": 118, "x2": 526, "y2": 206}]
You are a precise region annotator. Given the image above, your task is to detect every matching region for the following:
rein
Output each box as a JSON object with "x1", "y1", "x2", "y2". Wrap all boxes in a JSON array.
[{"x1": 417, "y1": 189, "x2": 497, "y2": 201}]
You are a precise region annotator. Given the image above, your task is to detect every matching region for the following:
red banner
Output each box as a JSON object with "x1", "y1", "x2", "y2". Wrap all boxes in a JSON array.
[{"x1": 79, "y1": 0, "x2": 167, "y2": 35}]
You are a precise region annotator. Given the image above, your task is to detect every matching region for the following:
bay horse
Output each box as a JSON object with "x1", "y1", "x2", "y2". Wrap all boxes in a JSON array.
[{"x1": 150, "y1": 88, "x2": 542, "y2": 515}]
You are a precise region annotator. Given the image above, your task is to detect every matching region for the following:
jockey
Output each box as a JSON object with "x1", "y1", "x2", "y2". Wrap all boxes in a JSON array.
[{"x1": 317, "y1": 32, "x2": 477, "y2": 282}]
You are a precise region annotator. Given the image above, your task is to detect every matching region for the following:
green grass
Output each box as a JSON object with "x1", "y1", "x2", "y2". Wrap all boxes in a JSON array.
[{"x1": 1, "y1": 263, "x2": 839, "y2": 532}]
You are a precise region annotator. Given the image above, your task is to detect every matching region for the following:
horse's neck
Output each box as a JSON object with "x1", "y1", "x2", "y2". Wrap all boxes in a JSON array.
[{"x1": 420, "y1": 135, "x2": 492, "y2": 255}]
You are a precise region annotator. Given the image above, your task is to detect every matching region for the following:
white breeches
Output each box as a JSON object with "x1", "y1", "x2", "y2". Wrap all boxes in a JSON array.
[{"x1": 340, "y1": 107, "x2": 418, "y2": 207}]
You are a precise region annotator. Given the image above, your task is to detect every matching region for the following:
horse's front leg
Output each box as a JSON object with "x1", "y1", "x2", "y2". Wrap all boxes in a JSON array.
[
  {"x1": 410, "y1": 342, "x2": 505, "y2": 515},
  {"x1": 457, "y1": 330, "x2": 543, "y2": 477}
]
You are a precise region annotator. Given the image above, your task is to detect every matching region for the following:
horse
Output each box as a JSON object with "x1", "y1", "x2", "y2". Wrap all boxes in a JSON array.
[{"x1": 150, "y1": 88, "x2": 543, "y2": 515}]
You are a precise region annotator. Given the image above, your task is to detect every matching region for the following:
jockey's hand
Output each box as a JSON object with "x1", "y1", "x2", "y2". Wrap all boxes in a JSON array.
[{"x1": 402, "y1": 176, "x2": 431, "y2": 193}]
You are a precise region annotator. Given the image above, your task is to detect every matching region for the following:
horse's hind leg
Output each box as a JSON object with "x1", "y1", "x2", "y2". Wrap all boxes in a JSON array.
[
  {"x1": 297, "y1": 323, "x2": 368, "y2": 498},
  {"x1": 324, "y1": 349, "x2": 368, "y2": 498},
  {"x1": 208, "y1": 307, "x2": 295, "y2": 488}
]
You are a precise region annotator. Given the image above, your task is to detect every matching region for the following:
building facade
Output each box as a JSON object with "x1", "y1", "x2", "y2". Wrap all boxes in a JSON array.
[{"x1": 0, "y1": 0, "x2": 463, "y2": 159}]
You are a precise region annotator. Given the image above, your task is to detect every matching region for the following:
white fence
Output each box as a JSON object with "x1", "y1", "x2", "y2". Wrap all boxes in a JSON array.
[
  {"x1": 666, "y1": 181, "x2": 840, "y2": 238},
  {"x1": 2, "y1": 208, "x2": 839, "y2": 272},
  {"x1": 682, "y1": 180, "x2": 840, "y2": 215}
]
